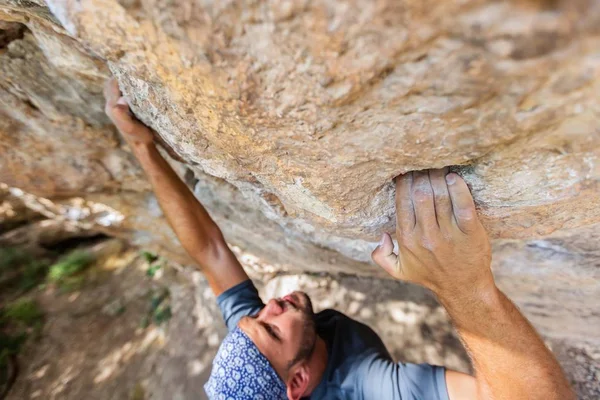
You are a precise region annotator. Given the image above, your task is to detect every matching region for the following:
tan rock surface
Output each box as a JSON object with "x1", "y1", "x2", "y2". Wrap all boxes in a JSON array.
[
  {"x1": 2, "y1": 0, "x2": 600, "y2": 242},
  {"x1": 1, "y1": 0, "x2": 599, "y2": 380}
]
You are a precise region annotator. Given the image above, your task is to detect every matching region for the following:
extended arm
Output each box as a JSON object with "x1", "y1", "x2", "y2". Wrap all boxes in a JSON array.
[
  {"x1": 372, "y1": 169, "x2": 574, "y2": 400},
  {"x1": 104, "y1": 79, "x2": 248, "y2": 296}
]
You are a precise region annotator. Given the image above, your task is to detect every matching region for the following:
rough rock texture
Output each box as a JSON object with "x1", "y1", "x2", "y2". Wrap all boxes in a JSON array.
[{"x1": 1, "y1": 0, "x2": 600, "y2": 389}]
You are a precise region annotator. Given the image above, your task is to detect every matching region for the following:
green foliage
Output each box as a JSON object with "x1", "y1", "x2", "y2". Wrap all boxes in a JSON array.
[
  {"x1": 140, "y1": 251, "x2": 158, "y2": 264},
  {"x1": 0, "y1": 248, "x2": 47, "y2": 390},
  {"x1": 1, "y1": 298, "x2": 44, "y2": 341},
  {"x1": 130, "y1": 383, "x2": 145, "y2": 400},
  {"x1": 141, "y1": 288, "x2": 171, "y2": 327},
  {"x1": 48, "y1": 250, "x2": 93, "y2": 281},
  {"x1": 0, "y1": 298, "x2": 45, "y2": 389},
  {"x1": 153, "y1": 305, "x2": 172, "y2": 325},
  {"x1": 19, "y1": 260, "x2": 48, "y2": 292},
  {"x1": 145, "y1": 263, "x2": 162, "y2": 277},
  {"x1": 47, "y1": 250, "x2": 94, "y2": 291},
  {"x1": 149, "y1": 289, "x2": 169, "y2": 311},
  {"x1": 0, "y1": 247, "x2": 48, "y2": 292},
  {"x1": 0, "y1": 247, "x2": 27, "y2": 271},
  {"x1": 142, "y1": 250, "x2": 163, "y2": 278},
  {"x1": 2, "y1": 298, "x2": 43, "y2": 326}
]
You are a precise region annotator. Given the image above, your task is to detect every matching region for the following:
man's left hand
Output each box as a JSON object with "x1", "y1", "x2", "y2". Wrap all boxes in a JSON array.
[{"x1": 104, "y1": 78, "x2": 154, "y2": 147}]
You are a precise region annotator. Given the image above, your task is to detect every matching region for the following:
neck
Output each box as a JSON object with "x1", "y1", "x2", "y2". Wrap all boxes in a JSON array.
[{"x1": 304, "y1": 336, "x2": 328, "y2": 395}]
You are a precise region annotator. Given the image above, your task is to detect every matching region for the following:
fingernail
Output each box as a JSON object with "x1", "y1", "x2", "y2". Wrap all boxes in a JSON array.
[
  {"x1": 445, "y1": 173, "x2": 456, "y2": 185},
  {"x1": 379, "y1": 233, "x2": 386, "y2": 246},
  {"x1": 116, "y1": 97, "x2": 128, "y2": 106}
]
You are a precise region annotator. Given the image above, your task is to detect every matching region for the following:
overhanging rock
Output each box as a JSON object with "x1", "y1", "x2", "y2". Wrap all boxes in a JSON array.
[{"x1": 1, "y1": 0, "x2": 599, "y2": 341}]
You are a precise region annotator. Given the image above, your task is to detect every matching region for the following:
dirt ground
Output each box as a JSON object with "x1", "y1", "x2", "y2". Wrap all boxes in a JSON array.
[{"x1": 5, "y1": 243, "x2": 599, "y2": 400}]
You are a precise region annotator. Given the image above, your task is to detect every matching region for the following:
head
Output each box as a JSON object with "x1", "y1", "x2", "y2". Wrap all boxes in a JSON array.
[{"x1": 205, "y1": 291, "x2": 318, "y2": 400}]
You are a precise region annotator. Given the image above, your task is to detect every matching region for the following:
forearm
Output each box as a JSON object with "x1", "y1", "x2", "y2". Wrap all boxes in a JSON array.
[
  {"x1": 440, "y1": 286, "x2": 574, "y2": 400},
  {"x1": 103, "y1": 79, "x2": 248, "y2": 295},
  {"x1": 131, "y1": 142, "x2": 224, "y2": 258},
  {"x1": 373, "y1": 170, "x2": 574, "y2": 399}
]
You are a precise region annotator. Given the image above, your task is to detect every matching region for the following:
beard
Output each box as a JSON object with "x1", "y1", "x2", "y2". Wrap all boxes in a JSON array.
[{"x1": 298, "y1": 291, "x2": 315, "y2": 317}]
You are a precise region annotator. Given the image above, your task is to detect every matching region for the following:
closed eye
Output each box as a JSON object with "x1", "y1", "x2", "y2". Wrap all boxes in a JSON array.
[{"x1": 260, "y1": 321, "x2": 282, "y2": 342}]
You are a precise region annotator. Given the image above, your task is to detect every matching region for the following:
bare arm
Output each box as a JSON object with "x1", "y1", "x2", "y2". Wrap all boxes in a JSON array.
[
  {"x1": 372, "y1": 169, "x2": 574, "y2": 400},
  {"x1": 104, "y1": 79, "x2": 249, "y2": 296}
]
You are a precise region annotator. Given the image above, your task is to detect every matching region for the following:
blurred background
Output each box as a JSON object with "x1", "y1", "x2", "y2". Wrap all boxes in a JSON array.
[{"x1": 1, "y1": 0, "x2": 599, "y2": 399}]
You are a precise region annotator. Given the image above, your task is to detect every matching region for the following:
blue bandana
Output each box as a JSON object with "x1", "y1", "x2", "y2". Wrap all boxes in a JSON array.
[{"x1": 204, "y1": 327, "x2": 287, "y2": 400}]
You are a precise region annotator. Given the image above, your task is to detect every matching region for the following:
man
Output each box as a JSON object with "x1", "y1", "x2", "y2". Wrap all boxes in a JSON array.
[{"x1": 104, "y1": 79, "x2": 574, "y2": 400}]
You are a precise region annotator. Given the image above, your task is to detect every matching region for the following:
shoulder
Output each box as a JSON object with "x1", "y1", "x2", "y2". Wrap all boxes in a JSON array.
[
  {"x1": 217, "y1": 279, "x2": 264, "y2": 331},
  {"x1": 357, "y1": 355, "x2": 449, "y2": 400}
]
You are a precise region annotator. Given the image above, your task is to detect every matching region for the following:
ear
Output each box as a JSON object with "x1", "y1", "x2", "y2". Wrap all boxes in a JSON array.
[{"x1": 286, "y1": 363, "x2": 310, "y2": 400}]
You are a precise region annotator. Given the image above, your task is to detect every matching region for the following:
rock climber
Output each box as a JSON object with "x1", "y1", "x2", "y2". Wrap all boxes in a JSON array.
[{"x1": 104, "y1": 79, "x2": 574, "y2": 400}]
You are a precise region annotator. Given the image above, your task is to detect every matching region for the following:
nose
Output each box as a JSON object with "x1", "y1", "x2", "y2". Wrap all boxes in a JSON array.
[{"x1": 263, "y1": 299, "x2": 284, "y2": 316}]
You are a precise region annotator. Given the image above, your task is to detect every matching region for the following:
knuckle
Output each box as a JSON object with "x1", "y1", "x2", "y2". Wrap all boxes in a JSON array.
[
  {"x1": 419, "y1": 234, "x2": 438, "y2": 252},
  {"x1": 456, "y1": 208, "x2": 477, "y2": 225},
  {"x1": 371, "y1": 248, "x2": 381, "y2": 263},
  {"x1": 457, "y1": 207, "x2": 475, "y2": 219},
  {"x1": 117, "y1": 121, "x2": 134, "y2": 135},
  {"x1": 398, "y1": 213, "x2": 416, "y2": 228},
  {"x1": 456, "y1": 220, "x2": 480, "y2": 236},
  {"x1": 121, "y1": 126, "x2": 135, "y2": 136},
  {"x1": 398, "y1": 233, "x2": 413, "y2": 248},
  {"x1": 413, "y1": 188, "x2": 432, "y2": 203},
  {"x1": 434, "y1": 190, "x2": 450, "y2": 202},
  {"x1": 461, "y1": 223, "x2": 478, "y2": 235}
]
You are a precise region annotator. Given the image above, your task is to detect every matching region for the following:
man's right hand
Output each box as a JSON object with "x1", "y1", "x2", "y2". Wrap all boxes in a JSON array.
[
  {"x1": 371, "y1": 168, "x2": 495, "y2": 301},
  {"x1": 104, "y1": 78, "x2": 154, "y2": 147}
]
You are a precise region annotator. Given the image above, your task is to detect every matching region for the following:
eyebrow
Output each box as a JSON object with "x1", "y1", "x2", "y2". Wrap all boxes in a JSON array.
[{"x1": 259, "y1": 321, "x2": 282, "y2": 342}]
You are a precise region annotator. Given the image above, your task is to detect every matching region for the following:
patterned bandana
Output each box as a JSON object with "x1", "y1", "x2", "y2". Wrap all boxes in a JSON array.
[{"x1": 204, "y1": 327, "x2": 288, "y2": 400}]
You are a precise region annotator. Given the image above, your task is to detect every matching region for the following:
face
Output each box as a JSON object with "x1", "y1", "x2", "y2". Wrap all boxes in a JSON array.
[{"x1": 238, "y1": 291, "x2": 317, "y2": 379}]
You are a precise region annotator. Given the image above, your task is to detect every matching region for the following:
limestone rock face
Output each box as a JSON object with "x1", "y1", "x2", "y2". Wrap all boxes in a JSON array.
[{"x1": 1, "y1": 0, "x2": 599, "y2": 344}]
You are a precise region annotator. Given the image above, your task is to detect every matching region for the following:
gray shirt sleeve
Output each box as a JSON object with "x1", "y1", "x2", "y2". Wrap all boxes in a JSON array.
[
  {"x1": 216, "y1": 279, "x2": 265, "y2": 331},
  {"x1": 359, "y1": 354, "x2": 449, "y2": 400}
]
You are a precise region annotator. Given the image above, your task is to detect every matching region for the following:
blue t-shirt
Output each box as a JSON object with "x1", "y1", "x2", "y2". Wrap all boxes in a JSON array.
[{"x1": 217, "y1": 280, "x2": 449, "y2": 400}]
